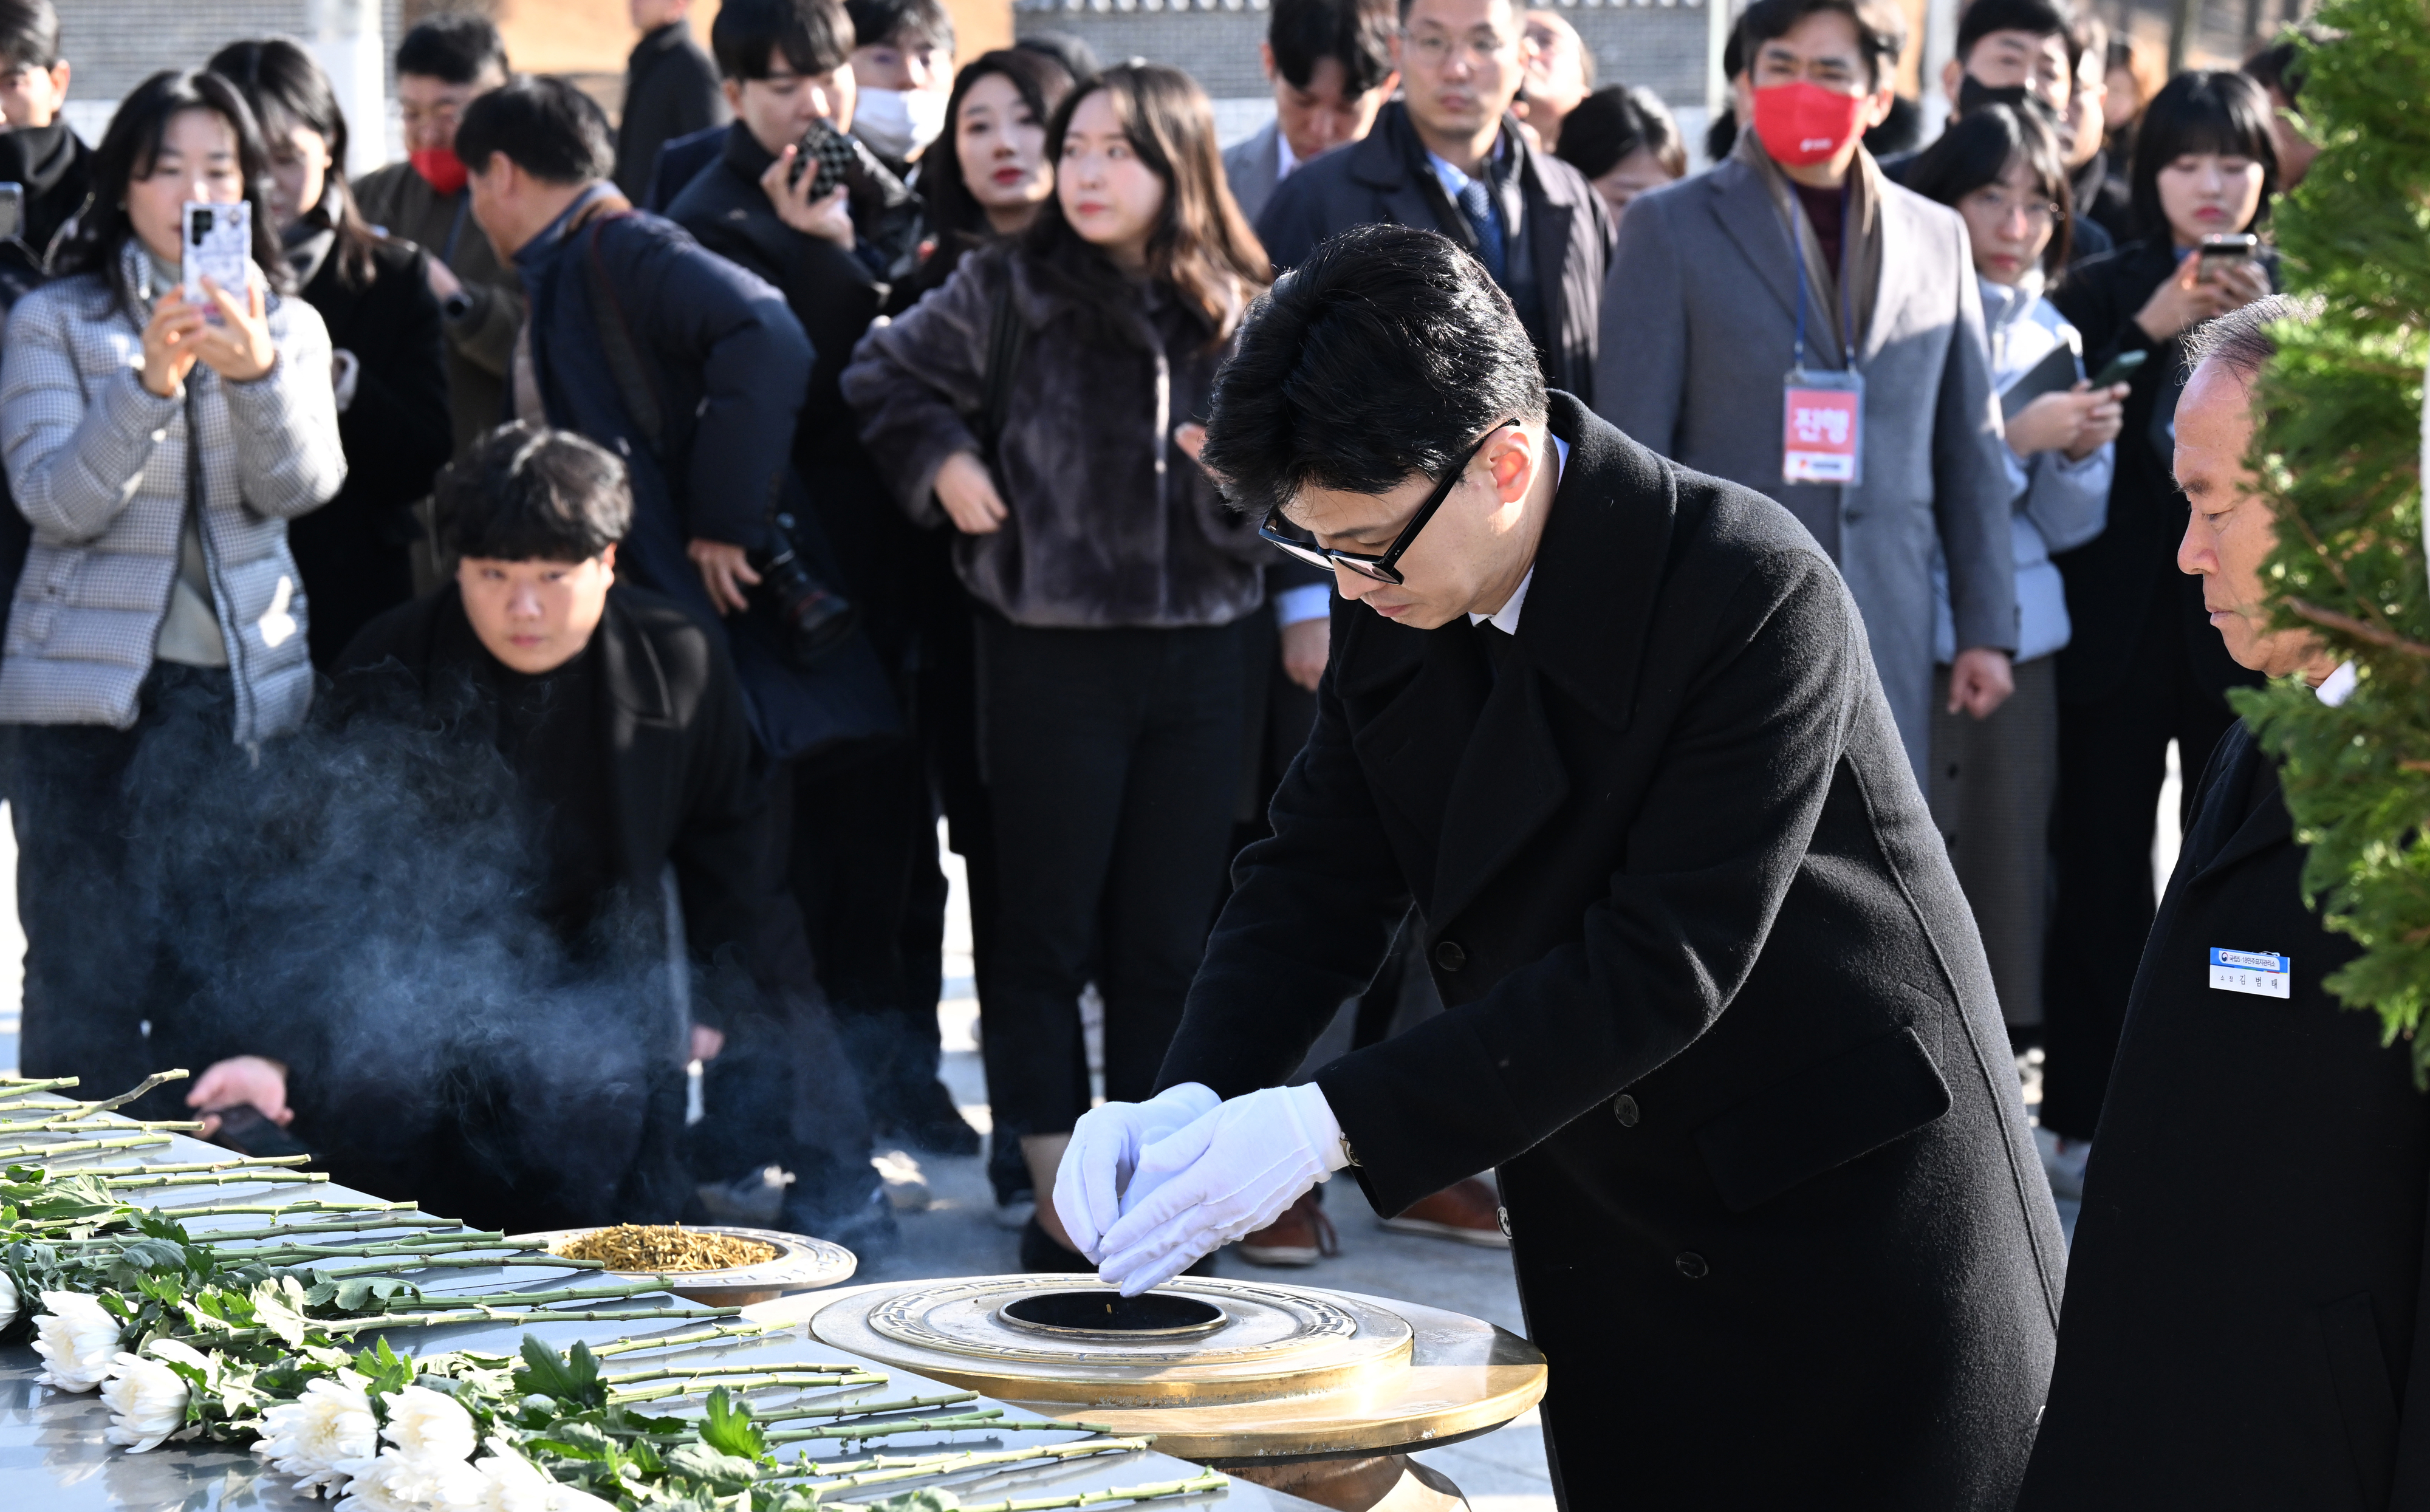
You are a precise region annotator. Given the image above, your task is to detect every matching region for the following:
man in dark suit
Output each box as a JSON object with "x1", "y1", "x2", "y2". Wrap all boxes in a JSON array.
[
  {"x1": 616, "y1": 0, "x2": 729, "y2": 199},
  {"x1": 1054, "y1": 225, "x2": 2064, "y2": 1508},
  {"x1": 1254, "y1": 0, "x2": 1609, "y2": 401},
  {"x1": 2020, "y1": 299, "x2": 2430, "y2": 1506},
  {"x1": 1220, "y1": 0, "x2": 1399, "y2": 225}
]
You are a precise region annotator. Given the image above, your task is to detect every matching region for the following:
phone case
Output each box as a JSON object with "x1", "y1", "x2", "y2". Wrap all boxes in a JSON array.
[
  {"x1": 182, "y1": 199, "x2": 250, "y2": 306},
  {"x1": 791, "y1": 120, "x2": 858, "y2": 201}
]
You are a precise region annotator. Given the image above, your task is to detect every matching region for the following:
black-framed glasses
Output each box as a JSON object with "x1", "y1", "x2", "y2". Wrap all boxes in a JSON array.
[{"x1": 1258, "y1": 421, "x2": 1514, "y2": 586}]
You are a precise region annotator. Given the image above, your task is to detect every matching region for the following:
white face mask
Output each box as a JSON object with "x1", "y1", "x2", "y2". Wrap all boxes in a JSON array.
[{"x1": 855, "y1": 86, "x2": 950, "y2": 160}]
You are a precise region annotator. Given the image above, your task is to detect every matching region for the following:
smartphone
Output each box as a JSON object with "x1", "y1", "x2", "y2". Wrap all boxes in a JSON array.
[
  {"x1": 0, "y1": 183, "x2": 24, "y2": 245},
  {"x1": 789, "y1": 117, "x2": 858, "y2": 202},
  {"x1": 2196, "y1": 231, "x2": 2260, "y2": 281},
  {"x1": 181, "y1": 199, "x2": 250, "y2": 313},
  {"x1": 2089, "y1": 349, "x2": 2148, "y2": 388}
]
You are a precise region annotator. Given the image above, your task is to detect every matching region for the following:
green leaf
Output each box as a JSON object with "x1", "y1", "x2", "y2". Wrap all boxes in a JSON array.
[
  {"x1": 862, "y1": 1493, "x2": 962, "y2": 1512},
  {"x1": 531, "y1": 1420, "x2": 619, "y2": 1463},
  {"x1": 663, "y1": 1440, "x2": 760, "y2": 1491},
  {"x1": 512, "y1": 1335, "x2": 606, "y2": 1411},
  {"x1": 700, "y1": 1386, "x2": 767, "y2": 1460}
]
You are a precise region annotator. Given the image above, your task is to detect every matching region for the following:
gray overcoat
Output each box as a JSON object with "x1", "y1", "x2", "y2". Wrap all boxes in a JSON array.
[
  {"x1": 1593, "y1": 156, "x2": 2016, "y2": 781},
  {"x1": 1220, "y1": 121, "x2": 1284, "y2": 228}
]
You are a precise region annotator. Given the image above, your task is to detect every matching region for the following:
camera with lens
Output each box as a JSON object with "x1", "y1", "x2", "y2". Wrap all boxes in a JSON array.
[{"x1": 751, "y1": 512, "x2": 856, "y2": 668}]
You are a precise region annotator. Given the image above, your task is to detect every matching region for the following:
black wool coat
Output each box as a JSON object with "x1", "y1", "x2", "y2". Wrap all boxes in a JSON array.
[
  {"x1": 667, "y1": 124, "x2": 925, "y2": 666},
  {"x1": 2050, "y1": 238, "x2": 2270, "y2": 708},
  {"x1": 1159, "y1": 394, "x2": 2065, "y2": 1509},
  {"x1": 1253, "y1": 103, "x2": 1610, "y2": 402},
  {"x1": 335, "y1": 584, "x2": 768, "y2": 1033},
  {"x1": 287, "y1": 234, "x2": 451, "y2": 671},
  {"x1": 2021, "y1": 719, "x2": 2430, "y2": 1510},
  {"x1": 615, "y1": 21, "x2": 727, "y2": 201}
]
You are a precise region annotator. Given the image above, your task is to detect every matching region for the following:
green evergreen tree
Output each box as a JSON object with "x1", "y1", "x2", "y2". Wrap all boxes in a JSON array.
[{"x1": 2238, "y1": 0, "x2": 2430, "y2": 1078}]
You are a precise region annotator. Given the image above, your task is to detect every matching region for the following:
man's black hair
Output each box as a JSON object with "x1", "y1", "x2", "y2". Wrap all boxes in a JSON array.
[
  {"x1": 1736, "y1": 0, "x2": 1908, "y2": 91},
  {"x1": 2243, "y1": 25, "x2": 2333, "y2": 106},
  {"x1": 437, "y1": 424, "x2": 633, "y2": 563},
  {"x1": 453, "y1": 75, "x2": 615, "y2": 186},
  {"x1": 1955, "y1": 0, "x2": 2070, "y2": 65},
  {"x1": 395, "y1": 13, "x2": 508, "y2": 86},
  {"x1": 712, "y1": 0, "x2": 855, "y2": 80},
  {"x1": 844, "y1": 0, "x2": 953, "y2": 53},
  {"x1": 1200, "y1": 224, "x2": 1547, "y2": 517},
  {"x1": 0, "y1": 0, "x2": 60, "y2": 73},
  {"x1": 1268, "y1": 0, "x2": 1397, "y2": 99},
  {"x1": 2128, "y1": 68, "x2": 2277, "y2": 239}
]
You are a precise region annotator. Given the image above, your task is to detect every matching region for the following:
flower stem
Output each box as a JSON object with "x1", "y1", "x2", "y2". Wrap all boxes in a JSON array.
[
  {"x1": 378, "y1": 1278, "x2": 674, "y2": 1310},
  {"x1": 290, "y1": 1254, "x2": 606, "y2": 1278},
  {"x1": 767, "y1": 1410, "x2": 1008, "y2": 1443},
  {"x1": 0, "y1": 1077, "x2": 81, "y2": 1101},
  {"x1": 317, "y1": 1303, "x2": 731, "y2": 1334},
  {"x1": 600, "y1": 1360, "x2": 872, "y2": 1386},
  {"x1": 0, "y1": 1133, "x2": 171, "y2": 1161},
  {"x1": 608, "y1": 1371, "x2": 886, "y2": 1404},
  {"x1": 583, "y1": 1319, "x2": 782, "y2": 1357},
  {"x1": 758, "y1": 1391, "x2": 981, "y2": 1423},
  {"x1": 777, "y1": 1436, "x2": 1152, "y2": 1494},
  {"x1": 834, "y1": 1471, "x2": 1228, "y2": 1512}
]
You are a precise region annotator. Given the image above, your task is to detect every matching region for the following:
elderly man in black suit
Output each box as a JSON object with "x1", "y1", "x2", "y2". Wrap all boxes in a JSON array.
[
  {"x1": 1052, "y1": 225, "x2": 2064, "y2": 1509},
  {"x1": 2019, "y1": 299, "x2": 2430, "y2": 1507}
]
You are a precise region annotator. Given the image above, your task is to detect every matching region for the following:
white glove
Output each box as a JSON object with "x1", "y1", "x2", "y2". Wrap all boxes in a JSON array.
[
  {"x1": 1052, "y1": 1082, "x2": 1222, "y2": 1261},
  {"x1": 1094, "y1": 1083, "x2": 1350, "y2": 1296}
]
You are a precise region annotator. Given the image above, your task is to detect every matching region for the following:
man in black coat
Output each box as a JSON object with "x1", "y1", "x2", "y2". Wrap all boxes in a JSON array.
[
  {"x1": 665, "y1": 0, "x2": 973, "y2": 1157},
  {"x1": 1255, "y1": 0, "x2": 1609, "y2": 402},
  {"x1": 616, "y1": 0, "x2": 728, "y2": 199},
  {"x1": 180, "y1": 428, "x2": 773, "y2": 1233},
  {"x1": 1054, "y1": 225, "x2": 2063, "y2": 1509},
  {"x1": 0, "y1": 0, "x2": 86, "y2": 261},
  {"x1": 2019, "y1": 301, "x2": 2430, "y2": 1507}
]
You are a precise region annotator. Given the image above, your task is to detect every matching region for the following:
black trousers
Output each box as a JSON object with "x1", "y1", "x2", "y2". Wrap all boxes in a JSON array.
[
  {"x1": 977, "y1": 613, "x2": 1251, "y2": 1137},
  {"x1": 13, "y1": 666, "x2": 238, "y2": 1118},
  {"x1": 782, "y1": 741, "x2": 949, "y2": 1123},
  {"x1": 2042, "y1": 584, "x2": 2246, "y2": 1140}
]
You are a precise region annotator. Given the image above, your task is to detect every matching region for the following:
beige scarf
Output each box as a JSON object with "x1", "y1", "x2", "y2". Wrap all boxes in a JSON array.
[{"x1": 1733, "y1": 128, "x2": 1885, "y2": 370}]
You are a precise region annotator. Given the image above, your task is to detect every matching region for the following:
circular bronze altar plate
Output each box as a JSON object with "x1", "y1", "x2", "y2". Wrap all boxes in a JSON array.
[{"x1": 805, "y1": 1275, "x2": 1546, "y2": 1458}]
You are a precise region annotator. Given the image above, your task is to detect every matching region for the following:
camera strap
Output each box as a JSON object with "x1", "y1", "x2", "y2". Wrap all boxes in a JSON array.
[{"x1": 580, "y1": 212, "x2": 666, "y2": 461}]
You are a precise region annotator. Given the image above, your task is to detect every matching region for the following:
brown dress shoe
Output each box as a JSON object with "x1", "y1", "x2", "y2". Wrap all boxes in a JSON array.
[
  {"x1": 1235, "y1": 1190, "x2": 1341, "y2": 1267},
  {"x1": 1378, "y1": 1176, "x2": 1510, "y2": 1248}
]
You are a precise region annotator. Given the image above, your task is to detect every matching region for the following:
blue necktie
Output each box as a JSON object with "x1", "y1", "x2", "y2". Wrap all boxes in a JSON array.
[{"x1": 1455, "y1": 176, "x2": 1506, "y2": 284}]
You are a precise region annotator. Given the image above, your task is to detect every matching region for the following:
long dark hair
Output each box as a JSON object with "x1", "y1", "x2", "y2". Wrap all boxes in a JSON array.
[
  {"x1": 1906, "y1": 102, "x2": 2075, "y2": 278},
  {"x1": 207, "y1": 38, "x2": 380, "y2": 289},
  {"x1": 2129, "y1": 69, "x2": 2278, "y2": 243},
  {"x1": 55, "y1": 69, "x2": 290, "y2": 297},
  {"x1": 908, "y1": 48, "x2": 1075, "y2": 300},
  {"x1": 1021, "y1": 63, "x2": 1268, "y2": 347},
  {"x1": 1553, "y1": 84, "x2": 1686, "y2": 182}
]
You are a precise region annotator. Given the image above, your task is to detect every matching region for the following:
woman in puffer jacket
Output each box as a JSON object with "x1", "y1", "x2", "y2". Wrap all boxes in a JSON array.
[{"x1": 0, "y1": 69, "x2": 344, "y2": 1106}]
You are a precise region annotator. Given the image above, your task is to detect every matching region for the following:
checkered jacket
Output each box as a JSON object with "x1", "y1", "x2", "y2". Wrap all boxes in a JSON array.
[{"x1": 0, "y1": 240, "x2": 344, "y2": 743}]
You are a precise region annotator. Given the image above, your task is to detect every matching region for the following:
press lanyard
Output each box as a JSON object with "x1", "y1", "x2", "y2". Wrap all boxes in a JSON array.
[{"x1": 1781, "y1": 186, "x2": 1865, "y2": 486}]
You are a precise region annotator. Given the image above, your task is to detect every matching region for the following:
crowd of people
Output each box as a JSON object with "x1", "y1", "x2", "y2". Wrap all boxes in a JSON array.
[{"x1": 0, "y1": 0, "x2": 2312, "y2": 1284}]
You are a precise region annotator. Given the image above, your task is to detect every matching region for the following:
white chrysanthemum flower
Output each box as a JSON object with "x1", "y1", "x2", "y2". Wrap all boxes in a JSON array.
[
  {"x1": 256, "y1": 1372, "x2": 379, "y2": 1497},
  {"x1": 32, "y1": 1291, "x2": 122, "y2": 1392},
  {"x1": 0, "y1": 1268, "x2": 22, "y2": 1332},
  {"x1": 332, "y1": 1448, "x2": 486, "y2": 1511},
  {"x1": 378, "y1": 1383, "x2": 479, "y2": 1467},
  {"x1": 100, "y1": 1348, "x2": 192, "y2": 1452},
  {"x1": 470, "y1": 1438, "x2": 620, "y2": 1512}
]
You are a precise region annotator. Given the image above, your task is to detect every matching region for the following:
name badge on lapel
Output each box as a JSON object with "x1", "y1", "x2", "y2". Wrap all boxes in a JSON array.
[
  {"x1": 1782, "y1": 369, "x2": 1864, "y2": 485},
  {"x1": 2209, "y1": 948, "x2": 2290, "y2": 999}
]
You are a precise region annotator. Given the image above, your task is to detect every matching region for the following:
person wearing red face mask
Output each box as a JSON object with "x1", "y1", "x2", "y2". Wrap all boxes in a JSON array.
[
  {"x1": 1594, "y1": 0, "x2": 2018, "y2": 797},
  {"x1": 352, "y1": 15, "x2": 520, "y2": 462}
]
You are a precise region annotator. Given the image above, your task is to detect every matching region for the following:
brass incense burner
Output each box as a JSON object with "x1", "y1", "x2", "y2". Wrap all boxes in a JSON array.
[{"x1": 806, "y1": 1273, "x2": 1547, "y2": 1462}]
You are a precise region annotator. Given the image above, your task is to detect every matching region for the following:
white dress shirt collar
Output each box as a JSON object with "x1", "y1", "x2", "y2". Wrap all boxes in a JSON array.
[{"x1": 1276, "y1": 126, "x2": 1300, "y2": 183}]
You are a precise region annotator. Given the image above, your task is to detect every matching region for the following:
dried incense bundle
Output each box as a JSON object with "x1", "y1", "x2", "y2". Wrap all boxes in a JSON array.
[{"x1": 555, "y1": 1224, "x2": 779, "y2": 1272}]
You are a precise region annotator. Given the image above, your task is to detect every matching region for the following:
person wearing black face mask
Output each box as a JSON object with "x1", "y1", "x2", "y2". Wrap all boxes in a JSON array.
[{"x1": 0, "y1": 1, "x2": 87, "y2": 262}]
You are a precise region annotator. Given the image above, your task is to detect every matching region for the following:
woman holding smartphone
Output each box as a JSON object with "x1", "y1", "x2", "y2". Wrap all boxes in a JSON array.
[
  {"x1": 0, "y1": 69, "x2": 344, "y2": 1112},
  {"x1": 844, "y1": 63, "x2": 1270, "y2": 1271},
  {"x1": 1906, "y1": 103, "x2": 2123, "y2": 1092},
  {"x1": 2041, "y1": 68, "x2": 2278, "y2": 1194},
  {"x1": 208, "y1": 38, "x2": 451, "y2": 670}
]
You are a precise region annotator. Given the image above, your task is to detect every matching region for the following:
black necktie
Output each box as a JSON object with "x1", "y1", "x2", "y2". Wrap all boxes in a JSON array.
[{"x1": 1477, "y1": 621, "x2": 1521, "y2": 684}]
